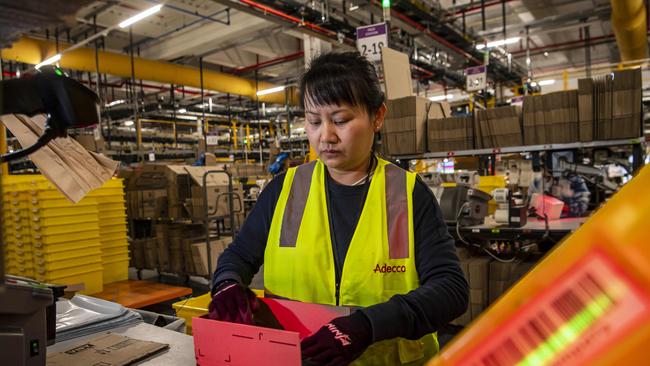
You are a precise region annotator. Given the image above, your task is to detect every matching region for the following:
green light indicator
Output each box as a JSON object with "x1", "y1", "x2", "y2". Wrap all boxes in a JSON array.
[
  {"x1": 54, "y1": 69, "x2": 63, "y2": 76},
  {"x1": 382, "y1": 0, "x2": 390, "y2": 8}
]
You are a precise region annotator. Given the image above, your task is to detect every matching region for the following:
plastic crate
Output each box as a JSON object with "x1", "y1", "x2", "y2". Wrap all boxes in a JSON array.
[
  {"x1": 33, "y1": 240, "x2": 101, "y2": 254},
  {"x1": 35, "y1": 261, "x2": 102, "y2": 279},
  {"x1": 98, "y1": 216, "x2": 127, "y2": 227},
  {"x1": 98, "y1": 202, "x2": 127, "y2": 212},
  {"x1": 93, "y1": 195, "x2": 125, "y2": 204},
  {"x1": 101, "y1": 240, "x2": 129, "y2": 251},
  {"x1": 87, "y1": 188, "x2": 125, "y2": 197},
  {"x1": 100, "y1": 231, "x2": 128, "y2": 241},
  {"x1": 102, "y1": 246, "x2": 129, "y2": 257},
  {"x1": 6, "y1": 266, "x2": 35, "y2": 277},
  {"x1": 30, "y1": 205, "x2": 98, "y2": 218},
  {"x1": 103, "y1": 258, "x2": 129, "y2": 284},
  {"x1": 6, "y1": 258, "x2": 35, "y2": 269},
  {"x1": 33, "y1": 230, "x2": 100, "y2": 245},
  {"x1": 3, "y1": 240, "x2": 31, "y2": 250},
  {"x1": 34, "y1": 246, "x2": 102, "y2": 262},
  {"x1": 172, "y1": 289, "x2": 265, "y2": 335},
  {"x1": 102, "y1": 251, "x2": 129, "y2": 262},
  {"x1": 30, "y1": 197, "x2": 97, "y2": 209},
  {"x1": 34, "y1": 254, "x2": 103, "y2": 271},
  {"x1": 36, "y1": 268, "x2": 104, "y2": 295},
  {"x1": 31, "y1": 213, "x2": 98, "y2": 227},
  {"x1": 32, "y1": 221, "x2": 99, "y2": 236}
]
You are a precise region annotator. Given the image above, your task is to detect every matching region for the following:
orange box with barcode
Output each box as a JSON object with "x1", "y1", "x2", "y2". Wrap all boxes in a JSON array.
[{"x1": 427, "y1": 164, "x2": 650, "y2": 366}]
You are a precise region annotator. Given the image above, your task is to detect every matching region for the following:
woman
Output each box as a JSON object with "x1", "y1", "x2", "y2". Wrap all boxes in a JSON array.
[{"x1": 209, "y1": 52, "x2": 468, "y2": 365}]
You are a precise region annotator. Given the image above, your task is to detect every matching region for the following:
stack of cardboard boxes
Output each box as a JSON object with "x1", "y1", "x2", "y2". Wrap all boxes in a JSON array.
[
  {"x1": 381, "y1": 96, "x2": 451, "y2": 155},
  {"x1": 475, "y1": 106, "x2": 522, "y2": 148},
  {"x1": 594, "y1": 69, "x2": 642, "y2": 140},
  {"x1": 523, "y1": 91, "x2": 579, "y2": 145},
  {"x1": 452, "y1": 248, "x2": 534, "y2": 326},
  {"x1": 428, "y1": 115, "x2": 474, "y2": 152}
]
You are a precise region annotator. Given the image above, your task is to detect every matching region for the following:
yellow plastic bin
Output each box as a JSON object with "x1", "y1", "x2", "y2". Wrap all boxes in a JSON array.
[
  {"x1": 172, "y1": 289, "x2": 265, "y2": 335},
  {"x1": 33, "y1": 231, "x2": 100, "y2": 245},
  {"x1": 35, "y1": 268, "x2": 104, "y2": 295},
  {"x1": 476, "y1": 175, "x2": 507, "y2": 215},
  {"x1": 103, "y1": 257, "x2": 129, "y2": 284}
]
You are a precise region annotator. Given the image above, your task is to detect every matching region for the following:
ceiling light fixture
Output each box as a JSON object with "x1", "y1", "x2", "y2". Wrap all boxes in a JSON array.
[
  {"x1": 257, "y1": 86, "x2": 286, "y2": 96},
  {"x1": 105, "y1": 99, "x2": 125, "y2": 108},
  {"x1": 476, "y1": 37, "x2": 521, "y2": 50},
  {"x1": 429, "y1": 94, "x2": 454, "y2": 102},
  {"x1": 177, "y1": 108, "x2": 187, "y2": 114},
  {"x1": 124, "y1": 120, "x2": 134, "y2": 126},
  {"x1": 119, "y1": 4, "x2": 163, "y2": 29},
  {"x1": 35, "y1": 54, "x2": 61, "y2": 69},
  {"x1": 538, "y1": 79, "x2": 556, "y2": 86},
  {"x1": 349, "y1": 4, "x2": 359, "y2": 11}
]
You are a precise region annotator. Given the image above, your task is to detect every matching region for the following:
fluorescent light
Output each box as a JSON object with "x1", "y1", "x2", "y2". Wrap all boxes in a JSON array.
[
  {"x1": 177, "y1": 108, "x2": 187, "y2": 114},
  {"x1": 530, "y1": 81, "x2": 538, "y2": 87},
  {"x1": 105, "y1": 99, "x2": 125, "y2": 107},
  {"x1": 35, "y1": 54, "x2": 61, "y2": 69},
  {"x1": 257, "y1": 86, "x2": 286, "y2": 96},
  {"x1": 429, "y1": 94, "x2": 454, "y2": 102},
  {"x1": 476, "y1": 37, "x2": 520, "y2": 50},
  {"x1": 526, "y1": 57, "x2": 531, "y2": 66},
  {"x1": 538, "y1": 79, "x2": 556, "y2": 86},
  {"x1": 349, "y1": 4, "x2": 359, "y2": 11},
  {"x1": 544, "y1": 51, "x2": 549, "y2": 57},
  {"x1": 124, "y1": 120, "x2": 134, "y2": 126},
  {"x1": 119, "y1": 4, "x2": 163, "y2": 28}
]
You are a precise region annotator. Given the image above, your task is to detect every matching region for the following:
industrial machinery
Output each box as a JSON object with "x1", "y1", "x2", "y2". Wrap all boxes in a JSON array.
[
  {"x1": 556, "y1": 157, "x2": 619, "y2": 191},
  {"x1": 0, "y1": 68, "x2": 100, "y2": 365},
  {"x1": 439, "y1": 185, "x2": 491, "y2": 226},
  {"x1": 492, "y1": 188, "x2": 527, "y2": 228}
]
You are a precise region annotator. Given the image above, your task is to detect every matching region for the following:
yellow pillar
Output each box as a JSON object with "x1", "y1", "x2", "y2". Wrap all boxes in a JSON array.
[
  {"x1": 0, "y1": 125, "x2": 8, "y2": 175},
  {"x1": 563, "y1": 70, "x2": 569, "y2": 90},
  {"x1": 245, "y1": 123, "x2": 251, "y2": 151},
  {"x1": 135, "y1": 118, "x2": 142, "y2": 156}
]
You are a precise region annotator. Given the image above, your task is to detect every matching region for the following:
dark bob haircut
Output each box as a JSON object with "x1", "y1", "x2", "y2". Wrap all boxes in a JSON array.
[{"x1": 299, "y1": 52, "x2": 385, "y2": 117}]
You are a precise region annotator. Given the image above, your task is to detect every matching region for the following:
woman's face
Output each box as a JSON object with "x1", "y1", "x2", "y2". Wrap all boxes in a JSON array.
[{"x1": 304, "y1": 101, "x2": 385, "y2": 171}]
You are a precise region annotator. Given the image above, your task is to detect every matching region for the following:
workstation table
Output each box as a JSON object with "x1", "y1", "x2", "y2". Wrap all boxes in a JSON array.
[
  {"x1": 451, "y1": 217, "x2": 587, "y2": 243},
  {"x1": 91, "y1": 280, "x2": 194, "y2": 309}
]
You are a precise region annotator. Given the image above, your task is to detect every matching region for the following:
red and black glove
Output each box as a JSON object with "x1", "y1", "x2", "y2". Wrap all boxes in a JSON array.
[
  {"x1": 301, "y1": 311, "x2": 373, "y2": 366},
  {"x1": 208, "y1": 280, "x2": 259, "y2": 324}
]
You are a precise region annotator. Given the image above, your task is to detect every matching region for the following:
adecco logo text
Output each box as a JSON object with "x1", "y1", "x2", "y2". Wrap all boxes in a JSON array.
[{"x1": 373, "y1": 264, "x2": 406, "y2": 274}]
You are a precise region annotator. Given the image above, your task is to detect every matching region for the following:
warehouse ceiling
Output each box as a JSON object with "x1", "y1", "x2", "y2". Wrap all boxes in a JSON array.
[{"x1": 1, "y1": 0, "x2": 636, "y2": 116}]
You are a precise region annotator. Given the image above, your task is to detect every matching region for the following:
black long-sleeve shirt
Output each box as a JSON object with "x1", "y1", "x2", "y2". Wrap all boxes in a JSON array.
[{"x1": 214, "y1": 169, "x2": 468, "y2": 342}]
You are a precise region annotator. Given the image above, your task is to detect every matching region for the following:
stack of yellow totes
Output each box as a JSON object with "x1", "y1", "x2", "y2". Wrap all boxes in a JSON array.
[
  {"x1": 88, "y1": 179, "x2": 130, "y2": 284},
  {"x1": 2, "y1": 176, "x2": 128, "y2": 293}
]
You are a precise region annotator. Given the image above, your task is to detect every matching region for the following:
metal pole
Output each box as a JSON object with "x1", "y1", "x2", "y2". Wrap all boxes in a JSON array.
[
  {"x1": 255, "y1": 63, "x2": 263, "y2": 164},
  {"x1": 285, "y1": 86, "x2": 292, "y2": 158},
  {"x1": 129, "y1": 28, "x2": 141, "y2": 160},
  {"x1": 200, "y1": 57, "x2": 207, "y2": 154},
  {"x1": 584, "y1": 25, "x2": 592, "y2": 77},
  {"x1": 481, "y1": 0, "x2": 486, "y2": 31}
]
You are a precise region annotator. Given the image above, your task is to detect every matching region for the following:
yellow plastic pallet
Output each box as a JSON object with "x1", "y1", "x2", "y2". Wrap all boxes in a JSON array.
[
  {"x1": 35, "y1": 269, "x2": 104, "y2": 295},
  {"x1": 33, "y1": 230, "x2": 99, "y2": 245},
  {"x1": 32, "y1": 221, "x2": 99, "y2": 236},
  {"x1": 35, "y1": 261, "x2": 102, "y2": 278},
  {"x1": 34, "y1": 246, "x2": 102, "y2": 262}
]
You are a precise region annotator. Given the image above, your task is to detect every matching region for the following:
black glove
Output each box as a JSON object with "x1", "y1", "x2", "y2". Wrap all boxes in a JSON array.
[
  {"x1": 301, "y1": 311, "x2": 373, "y2": 366},
  {"x1": 208, "y1": 280, "x2": 259, "y2": 324}
]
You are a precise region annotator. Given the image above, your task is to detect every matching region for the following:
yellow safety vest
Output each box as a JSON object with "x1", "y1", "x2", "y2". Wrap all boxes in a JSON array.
[{"x1": 265, "y1": 157, "x2": 438, "y2": 365}]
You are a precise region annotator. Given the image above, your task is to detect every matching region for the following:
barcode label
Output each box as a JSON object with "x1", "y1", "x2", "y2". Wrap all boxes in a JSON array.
[{"x1": 461, "y1": 250, "x2": 650, "y2": 366}]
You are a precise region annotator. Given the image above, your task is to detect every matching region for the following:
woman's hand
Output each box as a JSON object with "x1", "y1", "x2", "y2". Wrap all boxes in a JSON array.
[
  {"x1": 301, "y1": 311, "x2": 373, "y2": 365},
  {"x1": 208, "y1": 280, "x2": 259, "y2": 324}
]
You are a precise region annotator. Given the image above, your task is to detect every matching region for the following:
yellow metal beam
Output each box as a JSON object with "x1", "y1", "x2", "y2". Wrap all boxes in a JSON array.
[
  {"x1": 0, "y1": 125, "x2": 8, "y2": 175},
  {"x1": 611, "y1": 0, "x2": 648, "y2": 62},
  {"x1": 0, "y1": 37, "x2": 299, "y2": 105}
]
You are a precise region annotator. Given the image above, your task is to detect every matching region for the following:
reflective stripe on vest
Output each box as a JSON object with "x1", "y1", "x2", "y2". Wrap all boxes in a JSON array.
[{"x1": 264, "y1": 157, "x2": 438, "y2": 365}]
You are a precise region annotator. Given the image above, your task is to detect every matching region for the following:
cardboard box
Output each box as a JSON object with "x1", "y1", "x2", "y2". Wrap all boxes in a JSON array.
[
  {"x1": 74, "y1": 134, "x2": 105, "y2": 152},
  {"x1": 428, "y1": 115, "x2": 474, "y2": 152},
  {"x1": 476, "y1": 106, "x2": 522, "y2": 148},
  {"x1": 191, "y1": 237, "x2": 233, "y2": 276},
  {"x1": 47, "y1": 333, "x2": 168, "y2": 366},
  {"x1": 143, "y1": 238, "x2": 158, "y2": 269},
  {"x1": 382, "y1": 96, "x2": 451, "y2": 155},
  {"x1": 578, "y1": 78, "x2": 594, "y2": 142}
]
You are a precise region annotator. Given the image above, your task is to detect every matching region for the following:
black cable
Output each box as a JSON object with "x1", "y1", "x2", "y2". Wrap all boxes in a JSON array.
[{"x1": 0, "y1": 127, "x2": 57, "y2": 163}]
